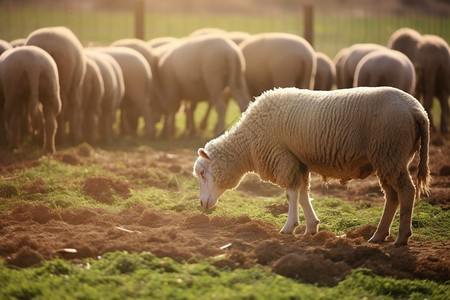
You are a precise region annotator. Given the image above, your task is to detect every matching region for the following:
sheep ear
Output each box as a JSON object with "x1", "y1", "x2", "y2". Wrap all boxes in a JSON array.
[{"x1": 198, "y1": 148, "x2": 211, "y2": 160}]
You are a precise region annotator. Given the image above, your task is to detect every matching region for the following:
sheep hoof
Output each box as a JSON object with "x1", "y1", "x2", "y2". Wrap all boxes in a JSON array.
[
  {"x1": 304, "y1": 230, "x2": 317, "y2": 236},
  {"x1": 279, "y1": 228, "x2": 294, "y2": 234},
  {"x1": 368, "y1": 231, "x2": 388, "y2": 243},
  {"x1": 303, "y1": 220, "x2": 319, "y2": 235},
  {"x1": 394, "y1": 232, "x2": 411, "y2": 246},
  {"x1": 280, "y1": 222, "x2": 298, "y2": 234},
  {"x1": 394, "y1": 238, "x2": 408, "y2": 246}
]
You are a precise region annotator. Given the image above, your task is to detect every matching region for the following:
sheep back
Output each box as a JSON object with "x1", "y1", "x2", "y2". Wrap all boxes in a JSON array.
[
  {"x1": 354, "y1": 49, "x2": 416, "y2": 94},
  {"x1": 240, "y1": 32, "x2": 316, "y2": 96},
  {"x1": 209, "y1": 87, "x2": 429, "y2": 191},
  {"x1": 387, "y1": 27, "x2": 422, "y2": 61},
  {"x1": 155, "y1": 34, "x2": 248, "y2": 113},
  {"x1": 314, "y1": 52, "x2": 336, "y2": 90}
]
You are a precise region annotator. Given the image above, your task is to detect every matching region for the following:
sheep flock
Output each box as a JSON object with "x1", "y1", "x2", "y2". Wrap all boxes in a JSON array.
[
  {"x1": 1, "y1": 26, "x2": 448, "y2": 246},
  {"x1": 0, "y1": 26, "x2": 448, "y2": 153}
]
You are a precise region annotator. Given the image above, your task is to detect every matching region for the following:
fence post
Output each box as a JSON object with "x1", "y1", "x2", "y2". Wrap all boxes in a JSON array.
[
  {"x1": 135, "y1": 0, "x2": 145, "y2": 40},
  {"x1": 303, "y1": 5, "x2": 314, "y2": 47}
]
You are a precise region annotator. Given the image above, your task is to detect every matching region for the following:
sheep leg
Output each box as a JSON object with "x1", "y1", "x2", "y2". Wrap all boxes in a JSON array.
[
  {"x1": 299, "y1": 184, "x2": 320, "y2": 235},
  {"x1": 84, "y1": 107, "x2": 97, "y2": 145},
  {"x1": 369, "y1": 181, "x2": 398, "y2": 243},
  {"x1": 184, "y1": 101, "x2": 197, "y2": 137},
  {"x1": 99, "y1": 112, "x2": 112, "y2": 144},
  {"x1": 395, "y1": 172, "x2": 415, "y2": 246},
  {"x1": 68, "y1": 87, "x2": 82, "y2": 145},
  {"x1": 280, "y1": 188, "x2": 300, "y2": 234},
  {"x1": 438, "y1": 88, "x2": 448, "y2": 134},
  {"x1": 422, "y1": 74, "x2": 436, "y2": 132},
  {"x1": 213, "y1": 94, "x2": 226, "y2": 137},
  {"x1": 6, "y1": 108, "x2": 21, "y2": 152},
  {"x1": 136, "y1": 98, "x2": 156, "y2": 139},
  {"x1": 55, "y1": 94, "x2": 68, "y2": 144},
  {"x1": 43, "y1": 105, "x2": 57, "y2": 154},
  {"x1": 200, "y1": 103, "x2": 213, "y2": 130},
  {"x1": 120, "y1": 106, "x2": 131, "y2": 135},
  {"x1": 161, "y1": 112, "x2": 175, "y2": 138}
]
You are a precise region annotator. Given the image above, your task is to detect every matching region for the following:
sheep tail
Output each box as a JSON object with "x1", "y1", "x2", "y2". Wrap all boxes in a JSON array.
[
  {"x1": 416, "y1": 112, "x2": 431, "y2": 197},
  {"x1": 414, "y1": 111, "x2": 431, "y2": 241}
]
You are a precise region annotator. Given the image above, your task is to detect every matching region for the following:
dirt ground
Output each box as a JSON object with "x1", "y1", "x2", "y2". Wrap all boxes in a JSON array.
[{"x1": 0, "y1": 137, "x2": 449, "y2": 286}]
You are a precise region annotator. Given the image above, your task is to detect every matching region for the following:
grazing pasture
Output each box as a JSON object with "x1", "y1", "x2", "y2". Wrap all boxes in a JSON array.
[{"x1": 0, "y1": 1, "x2": 449, "y2": 299}]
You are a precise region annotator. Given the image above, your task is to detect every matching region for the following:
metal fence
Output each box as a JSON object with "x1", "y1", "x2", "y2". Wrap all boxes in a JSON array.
[{"x1": 1, "y1": 1, "x2": 449, "y2": 58}]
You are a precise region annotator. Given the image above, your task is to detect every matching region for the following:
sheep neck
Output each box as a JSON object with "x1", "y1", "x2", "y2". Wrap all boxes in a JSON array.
[{"x1": 210, "y1": 126, "x2": 253, "y2": 176}]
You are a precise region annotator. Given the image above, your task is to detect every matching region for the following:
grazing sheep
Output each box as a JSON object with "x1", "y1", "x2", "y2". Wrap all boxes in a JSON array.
[
  {"x1": 0, "y1": 40, "x2": 12, "y2": 55},
  {"x1": 314, "y1": 52, "x2": 336, "y2": 91},
  {"x1": 111, "y1": 38, "x2": 158, "y2": 74},
  {"x1": 189, "y1": 28, "x2": 250, "y2": 45},
  {"x1": 414, "y1": 34, "x2": 450, "y2": 134},
  {"x1": 10, "y1": 38, "x2": 26, "y2": 48},
  {"x1": 388, "y1": 27, "x2": 422, "y2": 62},
  {"x1": 194, "y1": 87, "x2": 430, "y2": 246},
  {"x1": 227, "y1": 31, "x2": 251, "y2": 45},
  {"x1": 111, "y1": 38, "x2": 160, "y2": 133},
  {"x1": 148, "y1": 36, "x2": 178, "y2": 49},
  {"x1": 333, "y1": 47, "x2": 350, "y2": 89},
  {"x1": 26, "y1": 26, "x2": 86, "y2": 145},
  {"x1": 0, "y1": 41, "x2": 10, "y2": 147},
  {"x1": 338, "y1": 43, "x2": 385, "y2": 88},
  {"x1": 85, "y1": 50, "x2": 124, "y2": 144},
  {"x1": 99, "y1": 47, "x2": 155, "y2": 138},
  {"x1": 81, "y1": 56, "x2": 104, "y2": 145},
  {"x1": 0, "y1": 46, "x2": 61, "y2": 153},
  {"x1": 153, "y1": 34, "x2": 250, "y2": 138},
  {"x1": 240, "y1": 32, "x2": 316, "y2": 98},
  {"x1": 354, "y1": 48, "x2": 416, "y2": 94}
]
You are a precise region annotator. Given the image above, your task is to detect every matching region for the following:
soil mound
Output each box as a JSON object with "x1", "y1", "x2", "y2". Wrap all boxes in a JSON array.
[
  {"x1": 0, "y1": 137, "x2": 448, "y2": 285},
  {"x1": 83, "y1": 175, "x2": 131, "y2": 204},
  {"x1": 0, "y1": 204, "x2": 448, "y2": 285}
]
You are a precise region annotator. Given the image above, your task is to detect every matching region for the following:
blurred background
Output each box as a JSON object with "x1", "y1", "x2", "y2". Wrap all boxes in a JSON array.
[{"x1": 1, "y1": 0, "x2": 449, "y2": 58}]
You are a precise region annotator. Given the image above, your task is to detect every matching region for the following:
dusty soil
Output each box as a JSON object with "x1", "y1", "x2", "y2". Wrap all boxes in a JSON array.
[{"x1": 0, "y1": 137, "x2": 449, "y2": 286}]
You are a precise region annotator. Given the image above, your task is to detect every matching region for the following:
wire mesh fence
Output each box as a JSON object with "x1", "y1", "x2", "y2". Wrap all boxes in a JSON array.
[{"x1": 1, "y1": 1, "x2": 449, "y2": 58}]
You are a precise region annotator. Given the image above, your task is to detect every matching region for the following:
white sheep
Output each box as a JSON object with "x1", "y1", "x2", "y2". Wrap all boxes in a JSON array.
[
  {"x1": 98, "y1": 47, "x2": 155, "y2": 138},
  {"x1": 240, "y1": 32, "x2": 316, "y2": 97},
  {"x1": 0, "y1": 46, "x2": 61, "y2": 153},
  {"x1": 85, "y1": 50, "x2": 125, "y2": 144},
  {"x1": 193, "y1": 87, "x2": 430, "y2": 246},
  {"x1": 314, "y1": 52, "x2": 336, "y2": 91},
  {"x1": 81, "y1": 56, "x2": 104, "y2": 145},
  {"x1": 153, "y1": 34, "x2": 250, "y2": 138},
  {"x1": 354, "y1": 48, "x2": 416, "y2": 94},
  {"x1": 338, "y1": 43, "x2": 385, "y2": 88},
  {"x1": 25, "y1": 26, "x2": 86, "y2": 145}
]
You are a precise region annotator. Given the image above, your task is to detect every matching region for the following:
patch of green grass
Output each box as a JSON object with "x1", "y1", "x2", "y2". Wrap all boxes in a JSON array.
[
  {"x1": 337, "y1": 268, "x2": 450, "y2": 299},
  {"x1": 2, "y1": 147, "x2": 448, "y2": 242},
  {"x1": 1, "y1": 252, "x2": 448, "y2": 300},
  {"x1": 124, "y1": 177, "x2": 449, "y2": 242}
]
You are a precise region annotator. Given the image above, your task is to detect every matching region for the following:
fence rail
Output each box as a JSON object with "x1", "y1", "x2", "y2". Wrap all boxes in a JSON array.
[{"x1": 1, "y1": 2, "x2": 449, "y2": 58}]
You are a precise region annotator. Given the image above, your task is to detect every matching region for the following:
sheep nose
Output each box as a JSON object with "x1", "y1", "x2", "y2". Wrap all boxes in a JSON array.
[{"x1": 200, "y1": 199, "x2": 209, "y2": 209}]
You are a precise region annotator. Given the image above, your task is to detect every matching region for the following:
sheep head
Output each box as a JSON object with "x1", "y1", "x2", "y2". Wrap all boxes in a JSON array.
[{"x1": 193, "y1": 148, "x2": 226, "y2": 209}]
